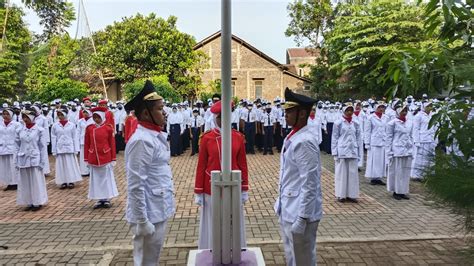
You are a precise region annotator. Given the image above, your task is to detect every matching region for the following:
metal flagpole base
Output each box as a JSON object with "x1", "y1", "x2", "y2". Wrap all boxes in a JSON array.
[{"x1": 187, "y1": 247, "x2": 266, "y2": 266}]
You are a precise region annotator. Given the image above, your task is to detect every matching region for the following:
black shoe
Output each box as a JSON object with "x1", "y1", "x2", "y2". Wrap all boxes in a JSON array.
[
  {"x1": 377, "y1": 180, "x2": 386, "y2": 186},
  {"x1": 93, "y1": 201, "x2": 104, "y2": 209},
  {"x1": 370, "y1": 180, "x2": 378, "y2": 186},
  {"x1": 269, "y1": 151, "x2": 274, "y2": 155},
  {"x1": 413, "y1": 178, "x2": 424, "y2": 183},
  {"x1": 337, "y1": 198, "x2": 346, "y2": 203},
  {"x1": 190, "y1": 153, "x2": 195, "y2": 156},
  {"x1": 263, "y1": 152, "x2": 267, "y2": 155},
  {"x1": 68, "y1": 183, "x2": 75, "y2": 189},
  {"x1": 60, "y1": 183, "x2": 68, "y2": 189},
  {"x1": 393, "y1": 193, "x2": 402, "y2": 200},
  {"x1": 400, "y1": 194, "x2": 410, "y2": 200},
  {"x1": 30, "y1": 205, "x2": 42, "y2": 212},
  {"x1": 103, "y1": 201, "x2": 112, "y2": 208},
  {"x1": 358, "y1": 168, "x2": 361, "y2": 172},
  {"x1": 347, "y1": 198, "x2": 358, "y2": 203},
  {"x1": 24, "y1": 205, "x2": 33, "y2": 211},
  {"x1": 4, "y1": 185, "x2": 16, "y2": 191}
]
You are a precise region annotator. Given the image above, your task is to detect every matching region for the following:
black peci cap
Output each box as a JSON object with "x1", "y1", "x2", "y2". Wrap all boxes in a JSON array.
[
  {"x1": 124, "y1": 80, "x2": 163, "y2": 112},
  {"x1": 282, "y1": 87, "x2": 317, "y2": 110}
]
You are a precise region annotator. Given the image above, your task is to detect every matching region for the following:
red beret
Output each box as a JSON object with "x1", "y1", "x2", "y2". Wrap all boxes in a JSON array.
[
  {"x1": 82, "y1": 97, "x2": 91, "y2": 102},
  {"x1": 98, "y1": 99, "x2": 108, "y2": 105},
  {"x1": 210, "y1": 100, "x2": 234, "y2": 114},
  {"x1": 91, "y1": 107, "x2": 107, "y2": 113}
]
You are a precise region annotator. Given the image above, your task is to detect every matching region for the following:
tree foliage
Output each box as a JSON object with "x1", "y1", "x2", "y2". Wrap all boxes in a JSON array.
[
  {"x1": 123, "y1": 76, "x2": 180, "y2": 103},
  {"x1": 0, "y1": 5, "x2": 31, "y2": 101},
  {"x1": 93, "y1": 13, "x2": 202, "y2": 98}
]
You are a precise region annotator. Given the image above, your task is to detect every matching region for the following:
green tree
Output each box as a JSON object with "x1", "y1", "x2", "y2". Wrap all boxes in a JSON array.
[
  {"x1": 123, "y1": 76, "x2": 180, "y2": 103},
  {"x1": 0, "y1": 5, "x2": 31, "y2": 101},
  {"x1": 92, "y1": 13, "x2": 202, "y2": 98},
  {"x1": 22, "y1": 0, "x2": 75, "y2": 41}
]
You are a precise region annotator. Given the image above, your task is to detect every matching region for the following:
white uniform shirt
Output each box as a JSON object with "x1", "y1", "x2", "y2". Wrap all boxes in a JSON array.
[
  {"x1": 261, "y1": 112, "x2": 276, "y2": 127},
  {"x1": 167, "y1": 111, "x2": 185, "y2": 134},
  {"x1": 385, "y1": 118, "x2": 414, "y2": 157},
  {"x1": 51, "y1": 121, "x2": 80, "y2": 155},
  {"x1": 67, "y1": 110, "x2": 80, "y2": 125},
  {"x1": 125, "y1": 125, "x2": 176, "y2": 224},
  {"x1": 331, "y1": 117, "x2": 363, "y2": 159},
  {"x1": 76, "y1": 118, "x2": 94, "y2": 146},
  {"x1": 413, "y1": 111, "x2": 438, "y2": 144},
  {"x1": 240, "y1": 108, "x2": 257, "y2": 123},
  {"x1": 274, "y1": 126, "x2": 323, "y2": 223},
  {"x1": 190, "y1": 115, "x2": 204, "y2": 128},
  {"x1": 15, "y1": 125, "x2": 46, "y2": 168},
  {"x1": 307, "y1": 116, "x2": 322, "y2": 144},
  {"x1": 364, "y1": 113, "x2": 389, "y2": 147},
  {"x1": 0, "y1": 121, "x2": 21, "y2": 155}
]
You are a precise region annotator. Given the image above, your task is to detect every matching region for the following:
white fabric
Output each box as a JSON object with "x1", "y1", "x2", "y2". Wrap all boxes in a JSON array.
[
  {"x1": 0, "y1": 121, "x2": 21, "y2": 155},
  {"x1": 198, "y1": 194, "x2": 247, "y2": 249},
  {"x1": 16, "y1": 125, "x2": 47, "y2": 169},
  {"x1": 387, "y1": 156, "x2": 412, "y2": 194},
  {"x1": 131, "y1": 221, "x2": 167, "y2": 266},
  {"x1": 17, "y1": 167, "x2": 48, "y2": 206},
  {"x1": 54, "y1": 153, "x2": 82, "y2": 185},
  {"x1": 307, "y1": 116, "x2": 323, "y2": 144},
  {"x1": 166, "y1": 112, "x2": 184, "y2": 134},
  {"x1": 385, "y1": 119, "x2": 414, "y2": 157},
  {"x1": 334, "y1": 158, "x2": 359, "y2": 198},
  {"x1": 275, "y1": 126, "x2": 323, "y2": 223},
  {"x1": 280, "y1": 220, "x2": 319, "y2": 266},
  {"x1": 411, "y1": 142, "x2": 436, "y2": 179},
  {"x1": 413, "y1": 111, "x2": 438, "y2": 144},
  {"x1": 261, "y1": 112, "x2": 277, "y2": 127},
  {"x1": 0, "y1": 154, "x2": 18, "y2": 185},
  {"x1": 331, "y1": 118, "x2": 363, "y2": 159},
  {"x1": 79, "y1": 145, "x2": 89, "y2": 176},
  {"x1": 51, "y1": 122, "x2": 79, "y2": 154},
  {"x1": 88, "y1": 163, "x2": 119, "y2": 200},
  {"x1": 125, "y1": 125, "x2": 175, "y2": 224},
  {"x1": 365, "y1": 146, "x2": 386, "y2": 179},
  {"x1": 364, "y1": 113, "x2": 389, "y2": 146}
]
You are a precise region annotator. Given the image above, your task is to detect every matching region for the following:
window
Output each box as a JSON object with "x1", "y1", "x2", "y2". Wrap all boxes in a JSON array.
[
  {"x1": 231, "y1": 81, "x2": 236, "y2": 97},
  {"x1": 254, "y1": 80, "x2": 263, "y2": 99},
  {"x1": 304, "y1": 85, "x2": 310, "y2": 91},
  {"x1": 299, "y1": 68, "x2": 304, "y2": 76}
]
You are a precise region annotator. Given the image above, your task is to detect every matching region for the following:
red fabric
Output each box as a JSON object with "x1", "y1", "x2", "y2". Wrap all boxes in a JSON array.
[
  {"x1": 59, "y1": 120, "x2": 68, "y2": 126},
  {"x1": 82, "y1": 97, "x2": 91, "y2": 102},
  {"x1": 84, "y1": 123, "x2": 116, "y2": 166},
  {"x1": 210, "y1": 100, "x2": 235, "y2": 114},
  {"x1": 375, "y1": 112, "x2": 383, "y2": 119},
  {"x1": 4, "y1": 121, "x2": 10, "y2": 127},
  {"x1": 105, "y1": 110, "x2": 115, "y2": 132},
  {"x1": 98, "y1": 99, "x2": 108, "y2": 105},
  {"x1": 25, "y1": 123, "x2": 35, "y2": 129},
  {"x1": 138, "y1": 121, "x2": 161, "y2": 132},
  {"x1": 343, "y1": 115, "x2": 353, "y2": 123},
  {"x1": 85, "y1": 116, "x2": 91, "y2": 121},
  {"x1": 286, "y1": 126, "x2": 302, "y2": 140},
  {"x1": 309, "y1": 114, "x2": 315, "y2": 119},
  {"x1": 124, "y1": 115, "x2": 138, "y2": 143},
  {"x1": 354, "y1": 110, "x2": 361, "y2": 116},
  {"x1": 194, "y1": 129, "x2": 249, "y2": 195},
  {"x1": 398, "y1": 115, "x2": 406, "y2": 123}
]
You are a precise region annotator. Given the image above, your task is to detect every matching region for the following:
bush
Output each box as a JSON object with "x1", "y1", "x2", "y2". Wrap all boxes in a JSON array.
[
  {"x1": 123, "y1": 76, "x2": 180, "y2": 103},
  {"x1": 27, "y1": 78, "x2": 89, "y2": 103}
]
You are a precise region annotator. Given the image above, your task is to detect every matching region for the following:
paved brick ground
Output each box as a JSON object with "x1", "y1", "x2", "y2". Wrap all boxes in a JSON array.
[{"x1": 0, "y1": 149, "x2": 471, "y2": 265}]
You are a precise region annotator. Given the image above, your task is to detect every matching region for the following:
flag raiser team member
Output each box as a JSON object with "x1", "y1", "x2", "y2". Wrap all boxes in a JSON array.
[
  {"x1": 194, "y1": 100, "x2": 249, "y2": 249},
  {"x1": 274, "y1": 88, "x2": 323, "y2": 266},
  {"x1": 124, "y1": 80, "x2": 176, "y2": 266}
]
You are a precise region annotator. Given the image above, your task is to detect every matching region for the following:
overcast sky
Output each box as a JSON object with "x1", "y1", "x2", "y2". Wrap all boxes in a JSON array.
[{"x1": 12, "y1": 0, "x2": 308, "y2": 63}]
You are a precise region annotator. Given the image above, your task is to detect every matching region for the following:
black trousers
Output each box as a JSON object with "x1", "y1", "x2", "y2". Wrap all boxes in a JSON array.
[
  {"x1": 115, "y1": 125, "x2": 126, "y2": 153},
  {"x1": 274, "y1": 123, "x2": 283, "y2": 151},
  {"x1": 321, "y1": 122, "x2": 333, "y2": 154},
  {"x1": 264, "y1": 126, "x2": 274, "y2": 152},
  {"x1": 170, "y1": 124, "x2": 181, "y2": 156},
  {"x1": 191, "y1": 127, "x2": 200, "y2": 154},
  {"x1": 231, "y1": 123, "x2": 238, "y2": 130},
  {"x1": 244, "y1": 122, "x2": 255, "y2": 153}
]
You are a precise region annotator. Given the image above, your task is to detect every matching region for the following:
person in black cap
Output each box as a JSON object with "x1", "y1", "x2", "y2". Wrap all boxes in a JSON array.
[
  {"x1": 274, "y1": 88, "x2": 323, "y2": 266},
  {"x1": 124, "y1": 80, "x2": 176, "y2": 266}
]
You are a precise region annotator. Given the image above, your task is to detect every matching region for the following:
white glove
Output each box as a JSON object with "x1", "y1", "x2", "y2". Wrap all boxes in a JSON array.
[
  {"x1": 333, "y1": 156, "x2": 339, "y2": 163},
  {"x1": 241, "y1": 191, "x2": 249, "y2": 204},
  {"x1": 415, "y1": 142, "x2": 421, "y2": 148},
  {"x1": 52, "y1": 153, "x2": 57, "y2": 157},
  {"x1": 365, "y1": 144, "x2": 371, "y2": 150},
  {"x1": 291, "y1": 217, "x2": 307, "y2": 235},
  {"x1": 111, "y1": 161, "x2": 116, "y2": 167},
  {"x1": 194, "y1": 194, "x2": 203, "y2": 206},
  {"x1": 133, "y1": 221, "x2": 155, "y2": 237}
]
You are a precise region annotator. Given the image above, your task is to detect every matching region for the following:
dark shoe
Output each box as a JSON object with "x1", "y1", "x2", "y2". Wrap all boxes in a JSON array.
[
  {"x1": 263, "y1": 152, "x2": 267, "y2": 155},
  {"x1": 30, "y1": 205, "x2": 42, "y2": 211},
  {"x1": 24, "y1": 205, "x2": 33, "y2": 211},
  {"x1": 269, "y1": 151, "x2": 274, "y2": 155},
  {"x1": 93, "y1": 201, "x2": 104, "y2": 209},
  {"x1": 60, "y1": 183, "x2": 68, "y2": 189},
  {"x1": 68, "y1": 183, "x2": 75, "y2": 189},
  {"x1": 358, "y1": 168, "x2": 361, "y2": 172},
  {"x1": 337, "y1": 198, "x2": 346, "y2": 203},
  {"x1": 413, "y1": 178, "x2": 424, "y2": 183},
  {"x1": 190, "y1": 153, "x2": 195, "y2": 156},
  {"x1": 347, "y1": 198, "x2": 358, "y2": 203},
  {"x1": 370, "y1": 180, "x2": 378, "y2": 186},
  {"x1": 103, "y1": 201, "x2": 112, "y2": 208},
  {"x1": 377, "y1": 180, "x2": 386, "y2": 186},
  {"x1": 4, "y1": 185, "x2": 17, "y2": 191},
  {"x1": 393, "y1": 193, "x2": 402, "y2": 200},
  {"x1": 400, "y1": 194, "x2": 410, "y2": 200}
]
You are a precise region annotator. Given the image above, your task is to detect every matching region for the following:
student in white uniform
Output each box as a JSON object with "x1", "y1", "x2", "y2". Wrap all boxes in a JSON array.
[
  {"x1": 332, "y1": 102, "x2": 363, "y2": 203},
  {"x1": 124, "y1": 81, "x2": 176, "y2": 266},
  {"x1": 275, "y1": 88, "x2": 322, "y2": 266},
  {"x1": 307, "y1": 105, "x2": 323, "y2": 145},
  {"x1": 261, "y1": 103, "x2": 276, "y2": 155},
  {"x1": 385, "y1": 100, "x2": 413, "y2": 200},
  {"x1": 33, "y1": 106, "x2": 51, "y2": 176},
  {"x1": 16, "y1": 108, "x2": 48, "y2": 211},
  {"x1": 364, "y1": 101, "x2": 388, "y2": 185},
  {"x1": 352, "y1": 101, "x2": 366, "y2": 169},
  {"x1": 0, "y1": 108, "x2": 21, "y2": 191},
  {"x1": 411, "y1": 101, "x2": 437, "y2": 181},
  {"x1": 51, "y1": 107, "x2": 82, "y2": 189},
  {"x1": 77, "y1": 109, "x2": 94, "y2": 176}
]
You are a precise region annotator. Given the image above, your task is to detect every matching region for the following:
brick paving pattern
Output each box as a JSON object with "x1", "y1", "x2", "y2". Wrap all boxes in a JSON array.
[{"x1": 0, "y1": 149, "x2": 471, "y2": 265}]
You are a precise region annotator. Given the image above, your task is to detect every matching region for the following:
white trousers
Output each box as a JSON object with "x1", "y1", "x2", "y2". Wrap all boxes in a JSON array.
[
  {"x1": 280, "y1": 220, "x2": 319, "y2": 266},
  {"x1": 387, "y1": 156, "x2": 412, "y2": 194},
  {"x1": 334, "y1": 158, "x2": 359, "y2": 199},
  {"x1": 131, "y1": 221, "x2": 167, "y2": 266},
  {"x1": 198, "y1": 194, "x2": 247, "y2": 249}
]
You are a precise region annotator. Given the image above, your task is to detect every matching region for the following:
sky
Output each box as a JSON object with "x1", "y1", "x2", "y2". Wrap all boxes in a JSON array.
[{"x1": 12, "y1": 0, "x2": 308, "y2": 63}]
